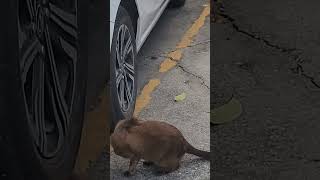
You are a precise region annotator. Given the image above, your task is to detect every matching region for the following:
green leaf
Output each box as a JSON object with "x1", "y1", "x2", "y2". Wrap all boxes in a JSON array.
[
  {"x1": 211, "y1": 97, "x2": 242, "y2": 124},
  {"x1": 174, "y1": 92, "x2": 187, "y2": 102}
]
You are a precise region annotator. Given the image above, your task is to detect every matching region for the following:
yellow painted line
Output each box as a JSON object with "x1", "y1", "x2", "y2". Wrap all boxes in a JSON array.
[
  {"x1": 134, "y1": 79, "x2": 160, "y2": 116},
  {"x1": 168, "y1": 50, "x2": 183, "y2": 60},
  {"x1": 159, "y1": 59, "x2": 177, "y2": 73},
  {"x1": 134, "y1": 5, "x2": 210, "y2": 116},
  {"x1": 177, "y1": 6, "x2": 210, "y2": 49},
  {"x1": 159, "y1": 50, "x2": 182, "y2": 72},
  {"x1": 159, "y1": 5, "x2": 210, "y2": 73}
]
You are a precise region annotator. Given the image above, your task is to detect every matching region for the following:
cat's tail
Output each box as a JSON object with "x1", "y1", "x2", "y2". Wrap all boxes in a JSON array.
[{"x1": 185, "y1": 141, "x2": 210, "y2": 160}]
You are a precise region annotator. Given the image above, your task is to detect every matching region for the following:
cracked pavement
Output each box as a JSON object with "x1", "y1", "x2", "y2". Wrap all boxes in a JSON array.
[
  {"x1": 215, "y1": 0, "x2": 320, "y2": 88},
  {"x1": 213, "y1": 0, "x2": 320, "y2": 179}
]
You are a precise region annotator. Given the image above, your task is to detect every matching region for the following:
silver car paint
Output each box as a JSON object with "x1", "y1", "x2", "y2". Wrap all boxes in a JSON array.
[
  {"x1": 110, "y1": 0, "x2": 120, "y2": 48},
  {"x1": 110, "y1": 0, "x2": 169, "y2": 51}
]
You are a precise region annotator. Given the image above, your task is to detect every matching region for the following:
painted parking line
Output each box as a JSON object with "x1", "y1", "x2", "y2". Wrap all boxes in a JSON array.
[
  {"x1": 134, "y1": 5, "x2": 210, "y2": 116},
  {"x1": 134, "y1": 79, "x2": 161, "y2": 116}
]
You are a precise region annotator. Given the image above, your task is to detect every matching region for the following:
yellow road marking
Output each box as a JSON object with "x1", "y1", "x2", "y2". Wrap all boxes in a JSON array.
[
  {"x1": 134, "y1": 5, "x2": 210, "y2": 116},
  {"x1": 134, "y1": 79, "x2": 161, "y2": 116},
  {"x1": 159, "y1": 6, "x2": 210, "y2": 73},
  {"x1": 168, "y1": 50, "x2": 183, "y2": 60},
  {"x1": 159, "y1": 50, "x2": 182, "y2": 72},
  {"x1": 177, "y1": 6, "x2": 210, "y2": 49},
  {"x1": 159, "y1": 59, "x2": 177, "y2": 73}
]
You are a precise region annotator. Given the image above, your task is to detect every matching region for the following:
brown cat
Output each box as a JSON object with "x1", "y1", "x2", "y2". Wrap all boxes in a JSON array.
[{"x1": 110, "y1": 117, "x2": 210, "y2": 176}]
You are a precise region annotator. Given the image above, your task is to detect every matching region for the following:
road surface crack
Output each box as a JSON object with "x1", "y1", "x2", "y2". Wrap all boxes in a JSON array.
[
  {"x1": 214, "y1": 1, "x2": 320, "y2": 89},
  {"x1": 290, "y1": 62, "x2": 320, "y2": 89},
  {"x1": 177, "y1": 64, "x2": 209, "y2": 89},
  {"x1": 218, "y1": 13, "x2": 296, "y2": 53}
]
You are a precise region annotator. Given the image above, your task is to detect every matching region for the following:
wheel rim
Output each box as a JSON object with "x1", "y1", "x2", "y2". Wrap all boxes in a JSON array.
[
  {"x1": 18, "y1": 0, "x2": 78, "y2": 158},
  {"x1": 115, "y1": 24, "x2": 135, "y2": 112}
]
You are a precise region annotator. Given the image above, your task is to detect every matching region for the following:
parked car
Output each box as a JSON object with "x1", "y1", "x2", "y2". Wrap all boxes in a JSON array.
[{"x1": 1, "y1": 0, "x2": 185, "y2": 179}]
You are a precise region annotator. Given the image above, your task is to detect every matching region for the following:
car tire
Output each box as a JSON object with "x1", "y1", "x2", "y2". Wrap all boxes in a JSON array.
[
  {"x1": 168, "y1": 0, "x2": 186, "y2": 8},
  {"x1": 110, "y1": 6, "x2": 138, "y2": 130},
  {"x1": 8, "y1": 0, "x2": 88, "y2": 179}
]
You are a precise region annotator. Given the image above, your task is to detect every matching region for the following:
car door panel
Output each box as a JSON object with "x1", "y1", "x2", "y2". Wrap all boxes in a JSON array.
[
  {"x1": 110, "y1": 0, "x2": 121, "y2": 23},
  {"x1": 135, "y1": 0, "x2": 164, "y2": 34},
  {"x1": 135, "y1": 0, "x2": 169, "y2": 50}
]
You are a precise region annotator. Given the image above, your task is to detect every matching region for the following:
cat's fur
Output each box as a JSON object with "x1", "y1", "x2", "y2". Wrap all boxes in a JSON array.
[{"x1": 111, "y1": 117, "x2": 210, "y2": 176}]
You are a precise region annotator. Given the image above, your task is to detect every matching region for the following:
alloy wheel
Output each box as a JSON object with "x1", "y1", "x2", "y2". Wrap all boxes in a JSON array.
[
  {"x1": 115, "y1": 24, "x2": 135, "y2": 112},
  {"x1": 18, "y1": 0, "x2": 78, "y2": 158}
]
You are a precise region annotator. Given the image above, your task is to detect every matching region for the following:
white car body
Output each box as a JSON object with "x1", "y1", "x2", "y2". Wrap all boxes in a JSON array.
[{"x1": 110, "y1": 0, "x2": 170, "y2": 51}]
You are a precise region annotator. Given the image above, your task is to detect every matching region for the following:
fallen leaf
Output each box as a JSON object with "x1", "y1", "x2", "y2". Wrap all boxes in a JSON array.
[
  {"x1": 174, "y1": 92, "x2": 186, "y2": 102},
  {"x1": 211, "y1": 97, "x2": 242, "y2": 124}
]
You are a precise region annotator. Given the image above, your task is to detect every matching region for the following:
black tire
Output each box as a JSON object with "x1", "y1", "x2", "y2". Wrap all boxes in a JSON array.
[
  {"x1": 110, "y1": 6, "x2": 138, "y2": 130},
  {"x1": 168, "y1": 0, "x2": 186, "y2": 8},
  {"x1": 8, "y1": 0, "x2": 88, "y2": 179}
]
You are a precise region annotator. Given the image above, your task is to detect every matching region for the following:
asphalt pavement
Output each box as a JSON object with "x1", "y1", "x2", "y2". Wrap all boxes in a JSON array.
[{"x1": 213, "y1": 0, "x2": 320, "y2": 179}]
